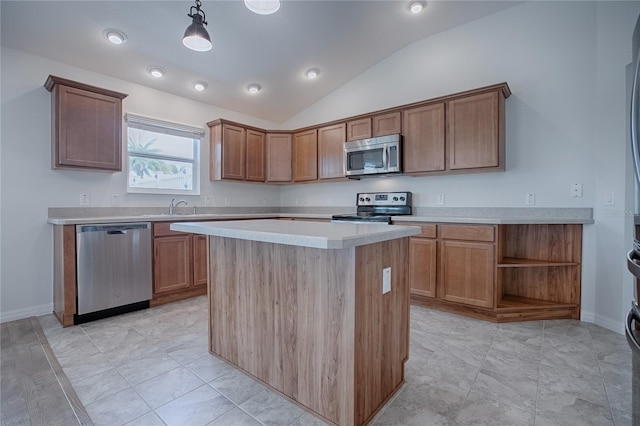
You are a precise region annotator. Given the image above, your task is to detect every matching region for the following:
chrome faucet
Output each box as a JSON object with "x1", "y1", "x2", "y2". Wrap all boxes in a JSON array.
[{"x1": 169, "y1": 198, "x2": 188, "y2": 215}]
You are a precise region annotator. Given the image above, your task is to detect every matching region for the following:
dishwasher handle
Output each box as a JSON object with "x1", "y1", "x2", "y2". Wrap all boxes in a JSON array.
[{"x1": 78, "y1": 222, "x2": 151, "y2": 233}]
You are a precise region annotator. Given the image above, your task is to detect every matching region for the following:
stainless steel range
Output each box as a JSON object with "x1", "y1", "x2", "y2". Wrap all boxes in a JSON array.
[{"x1": 331, "y1": 192, "x2": 412, "y2": 224}]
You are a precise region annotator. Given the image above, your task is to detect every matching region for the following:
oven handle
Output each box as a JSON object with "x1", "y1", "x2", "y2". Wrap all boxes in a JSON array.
[
  {"x1": 627, "y1": 249, "x2": 640, "y2": 279},
  {"x1": 626, "y1": 302, "x2": 640, "y2": 352}
]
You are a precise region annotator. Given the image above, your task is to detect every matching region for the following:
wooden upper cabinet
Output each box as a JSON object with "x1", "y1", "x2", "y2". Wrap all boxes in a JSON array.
[
  {"x1": 266, "y1": 133, "x2": 292, "y2": 182},
  {"x1": 318, "y1": 123, "x2": 346, "y2": 179},
  {"x1": 293, "y1": 129, "x2": 318, "y2": 182},
  {"x1": 246, "y1": 129, "x2": 266, "y2": 182},
  {"x1": 347, "y1": 118, "x2": 371, "y2": 141},
  {"x1": 447, "y1": 91, "x2": 504, "y2": 171},
  {"x1": 373, "y1": 111, "x2": 401, "y2": 137},
  {"x1": 209, "y1": 121, "x2": 246, "y2": 181},
  {"x1": 45, "y1": 75, "x2": 128, "y2": 172},
  {"x1": 402, "y1": 103, "x2": 445, "y2": 174}
]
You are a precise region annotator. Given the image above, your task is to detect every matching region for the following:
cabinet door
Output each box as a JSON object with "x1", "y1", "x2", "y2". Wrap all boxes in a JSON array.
[
  {"x1": 318, "y1": 123, "x2": 346, "y2": 179},
  {"x1": 440, "y1": 240, "x2": 495, "y2": 308},
  {"x1": 246, "y1": 129, "x2": 266, "y2": 182},
  {"x1": 266, "y1": 133, "x2": 292, "y2": 182},
  {"x1": 221, "y1": 124, "x2": 246, "y2": 180},
  {"x1": 192, "y1": 235, "x2": 208, "y2": 287},
  {"x1": 293, "y1": 129, "x2": 318, "y2": 182},
  {"x1": 447, "y1": 91, "x2": 502, "y2": 170},
  {"x1": 154, "y1": 235, "x2": 192, "y2": 294},
  {"x1": 402, "y1": 103, "x2": 445, "y2": 173},
  {"x1": 347, "y1": 118, "x2": 371, "y2": 141},
  {"x1": 409, "y1": 238, "x2": 437, "y2": 298},
  {"x1": 55, "y1": 85, "x2": 123, "y2": 171},
  {"x1": 373, "y1": 112, "x2": 401, "y2": 137}
]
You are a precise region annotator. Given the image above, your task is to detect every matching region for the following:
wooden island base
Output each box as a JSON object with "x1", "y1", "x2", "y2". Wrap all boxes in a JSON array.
[{"x1": 207, "y1": 236, "x2": 410, "y2": 426}]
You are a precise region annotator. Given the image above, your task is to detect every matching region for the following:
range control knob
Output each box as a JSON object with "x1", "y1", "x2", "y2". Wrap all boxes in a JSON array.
[
  {"x1": 400, "y1": 196, "x2": 405, "y2": 201},
  {"x1": 393, "y1": 197, "x2": 399, "y2": 201},
  {"x1": 359, "y1": 197, "x2": 365, "y2": 202},
  {"x1": 365, "y1": 197, "x2": 371, "y2": 202}
]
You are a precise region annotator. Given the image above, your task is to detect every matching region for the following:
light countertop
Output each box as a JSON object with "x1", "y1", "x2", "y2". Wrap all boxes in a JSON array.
[
  {"x1": 47, "y1": 207, "x2": 594, "y2": 225},
  {"x1": 170, "y1": 219, "x2": 422, "y2": 249}
]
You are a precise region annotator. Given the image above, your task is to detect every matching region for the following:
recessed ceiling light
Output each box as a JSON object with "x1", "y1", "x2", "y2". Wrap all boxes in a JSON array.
[
  {"x1": 247, "y1": 84, "x2": 261, "y2": 94},
  {"x1": 409, "y1": 1, "x2": 426, "y2": 14},
  {"x1": 193, "y1": 81, "x2": 207, "y2": 92},
  {"x1": 244, "y1": 0, "x2": 280, "y2": 15},
  {"x1": 148, "y1": 67, "x2": 165, "y2": 78},
  {"x1": 306, "y1": 68, "x2": 320, "y2": 79},
  {"x1": 103, "y1": 29, "x2": 128, "y2": 45}
]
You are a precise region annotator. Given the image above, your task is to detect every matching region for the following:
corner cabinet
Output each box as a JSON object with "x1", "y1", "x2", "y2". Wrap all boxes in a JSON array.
[
  {"x1": 405, "y1": 221, "x2": 582, "y2": 322},
  {"x1": 45, "y1": 75, "x2": 128, "y2": 172},
  {"x1": 266, "y1": 133, "x2": 293, "y2": 182}
]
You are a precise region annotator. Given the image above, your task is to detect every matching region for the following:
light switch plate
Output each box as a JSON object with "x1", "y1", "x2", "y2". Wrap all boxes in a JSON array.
[{"x1": 382, "y1": 267, "x2": 391, "y2": 294}]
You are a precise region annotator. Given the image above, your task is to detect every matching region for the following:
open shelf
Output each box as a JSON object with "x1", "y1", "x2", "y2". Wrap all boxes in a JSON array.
[
  {"x1": 497, "y1": 257, "x2": 580, "y2": 268},
  {"x1": 497, "y1": 294, "x2": 579, "y2": 312}
]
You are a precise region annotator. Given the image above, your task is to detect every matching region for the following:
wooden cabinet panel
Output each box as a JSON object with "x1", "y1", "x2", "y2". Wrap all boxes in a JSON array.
[
  {"x1": 402, "y1": 103, "x2": 445, "y2": 173},
  {"x1": 193, "y1": 235, "x2": 208, "y2": 287},
  {"x1": 373, "y1": 112, "x2": 401, "y2": 137},
  {"x1": 293, "y1": 129, "x2": 318, "y2": 182},
  {"x1": 266, "y1": 133, "x2": 292, "y2": 182},
  {"x1": 318, "y1": 123, "x2": 346, "y2": 179},
  {"x1": 221, "y1": 124, "x2": 246, "y2": 180},
  {"x1": 409, "y1": 238, "x2": 437, "y2": 298},
  {"x1": 246, "y1": 129, "x2": 266, "y2": 182},
  {"x1": 154, "y1": 235, "x2": 191, "y2": 294},
  {"x1": 347, "y1": 118, "x2": 371, "y2": 141},
  {"x1": 440, "y1": 240, "x2": 495, "y2": 308},
  {"x1": 447, "y1": 91, "x2": 503, "y2": 170},
  {"x1": 45, "y1": 76, "x2": 127, "y2": 172},
  {"x1": 440, "y1": 224, "x2": 495, "y2": 242}
]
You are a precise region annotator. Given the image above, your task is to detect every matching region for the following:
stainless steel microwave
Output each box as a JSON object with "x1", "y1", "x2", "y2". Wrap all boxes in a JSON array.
[{"x1": 344, "y1": 134, "x2": 402, "y2": 177}]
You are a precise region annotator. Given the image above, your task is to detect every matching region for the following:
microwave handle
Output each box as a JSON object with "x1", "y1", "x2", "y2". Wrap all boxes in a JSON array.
[{"x1": 383, "y1": 145, "x2": 389, "y2": 169}]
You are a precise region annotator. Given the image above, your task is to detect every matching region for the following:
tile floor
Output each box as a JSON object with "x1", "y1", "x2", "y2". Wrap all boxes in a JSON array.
[{"x1": 2, "y1": 296, "x2": 634, "y2": 425}]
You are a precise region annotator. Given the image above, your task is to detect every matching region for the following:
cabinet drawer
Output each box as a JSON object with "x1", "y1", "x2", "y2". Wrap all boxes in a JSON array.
[
  {"x1": 401, "y1": 222, "x2": 436, "y2": 238},
  {"x1": 440, "y1": 225, "x2": 495, "y2": 242},
  {"x1": 153, "y1": 222, "x2": 187, "y2": 237}
]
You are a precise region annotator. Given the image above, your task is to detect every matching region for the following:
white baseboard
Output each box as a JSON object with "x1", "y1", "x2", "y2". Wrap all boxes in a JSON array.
[
  {"x1": 581, "y1": 309, "x2": 624, "y2": 335},
  {"x1": 0, "y1": 303, "x2": 53, "y2": 324}
]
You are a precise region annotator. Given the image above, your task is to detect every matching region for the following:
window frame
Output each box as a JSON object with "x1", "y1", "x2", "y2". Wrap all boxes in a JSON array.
[{"x1": 125, "y1": 113, "x2": 204, "y2": 196}]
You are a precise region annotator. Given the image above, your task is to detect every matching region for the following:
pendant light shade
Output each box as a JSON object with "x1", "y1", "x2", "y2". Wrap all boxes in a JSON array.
[{"x1": 183, "y1": 0, "x2": 212, "y2": 52}]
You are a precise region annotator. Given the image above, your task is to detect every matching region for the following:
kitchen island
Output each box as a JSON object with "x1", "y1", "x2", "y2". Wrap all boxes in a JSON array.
[{"x1": 170, "y1": 219, "x2": 421, "y2": 426}]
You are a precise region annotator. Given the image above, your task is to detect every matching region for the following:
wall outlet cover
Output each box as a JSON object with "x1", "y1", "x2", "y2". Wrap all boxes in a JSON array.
[{"x1": 382, "y1": 267, "x2": 391, "y2": 294}]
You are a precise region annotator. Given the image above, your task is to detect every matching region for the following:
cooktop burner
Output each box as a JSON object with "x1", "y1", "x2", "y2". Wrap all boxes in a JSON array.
[{"x1": 331, "y1": 192, "x2": 412, "y2": 223}]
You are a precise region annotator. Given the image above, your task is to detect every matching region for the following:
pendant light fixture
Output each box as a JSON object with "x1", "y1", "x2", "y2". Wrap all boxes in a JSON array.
[{"x1": 183, "y1": 0, "x2": 212, "y2": 52}]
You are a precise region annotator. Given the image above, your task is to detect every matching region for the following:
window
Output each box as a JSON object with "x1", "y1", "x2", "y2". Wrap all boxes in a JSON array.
[{"x1": 125, "y1": 114, "x2": 204, "y2": 195}]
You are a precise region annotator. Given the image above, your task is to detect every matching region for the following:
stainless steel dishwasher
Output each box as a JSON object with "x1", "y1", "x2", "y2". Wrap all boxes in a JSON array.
[{"x1": 76, "y1": 222, "x2": 152, "y2": 323}]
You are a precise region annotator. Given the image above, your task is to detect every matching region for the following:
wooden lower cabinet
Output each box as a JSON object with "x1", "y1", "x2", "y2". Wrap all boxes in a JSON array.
[
  {"x1": 440, "y1": 240, "x2": 494, "y2": 309},
  {"x1": 151, "y1": 222, "x2": 207, "y2": 306},
  {"x1": 409, "y1": 238, "x2": 437, "y2": 298},
  {"x1": 406, "y1": 222, "x2": 582, "y2": 322}
]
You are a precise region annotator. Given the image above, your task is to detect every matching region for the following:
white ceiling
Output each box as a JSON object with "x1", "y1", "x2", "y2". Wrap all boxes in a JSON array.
[{"x1": 1, "y1": 1, "x2": 521, "y2": 123}]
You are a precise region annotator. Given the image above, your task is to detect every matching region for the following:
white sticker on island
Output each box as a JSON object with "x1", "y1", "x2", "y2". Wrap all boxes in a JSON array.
[{"x1": 382, "y1": 267, "x2": 391, "y2": 294}]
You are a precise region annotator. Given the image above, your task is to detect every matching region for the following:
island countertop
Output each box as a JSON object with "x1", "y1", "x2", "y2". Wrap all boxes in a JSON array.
[{"x1": 170, "y1": 219, "x2": 421, "y2": 249}]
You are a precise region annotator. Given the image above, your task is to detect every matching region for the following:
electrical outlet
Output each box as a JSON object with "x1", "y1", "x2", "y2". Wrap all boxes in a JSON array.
[
  {"x1": 110, "y1": 194, "x2": 119, "y2": 206},
  {"x1": 525, "y1": 192, "x2": 535, "y2": 205},
  {"x1": 437, "y1": 194, "x2": 445, "y2": 205},
  {"x1": 382, "y1": 267, "x2": 391, "y2": 294},
  {"x1": 80, "y1": 194, "x2": 90, "y2": 206},
  {"x1": 604, "y1": 191, "x2": 615, "y2": 206},
  {"x1": 204, "y1": 196, "x2": 212, "y2": 206},
  {"x1": 570, "y1": 183, "x2": 583, "y2": 198},
  {"x1": 224, "y1": 197, "x2": 230, "y2": 206},
  {"x1": 262, "y1": 198, "x2": 267, "y2": 206}
]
